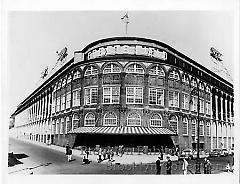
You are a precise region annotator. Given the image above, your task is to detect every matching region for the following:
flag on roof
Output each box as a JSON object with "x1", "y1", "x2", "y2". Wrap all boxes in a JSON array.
[{"x1": 121, "y1": 12, "x2": 129, "y2": 24}]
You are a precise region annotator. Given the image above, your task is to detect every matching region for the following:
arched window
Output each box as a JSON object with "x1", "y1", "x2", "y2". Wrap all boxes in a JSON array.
[
  {"x1": 192, "y1": 119, "x2": 196, "y2": 136},
  {"x1": 199, "y1": 121, "x2": 204, "y2": 136},
  {"x1": 191, "y1": 79, "x2": 198, "y2": 88},
  {"x1": 126, "y1": 63, "x2": 144, "y2": 74},
  {"x1": 168, "y1": 70, "x2": 179, "y2": 80},
  {"x1": 62, "y1": 78, "x2": 66, "y2": 87},
  {"x1": 103, "y1": 63, "x2": 121, "y2": 74},
  {"x1": 127, "y1": 112, "x2": 141, "y2": 126},
  {"x1": 206, "y1": 121, "x2": 210, "y2": 136},
  {"x1": 182, "y1": 74, "x2": 189, "y2": 84},
  {"x1": 84, "y1": 113, "x2": 95, "y2": 126},
  {"x1": 73, "y1": 70, "x2": 81, "y2": 80},
  {"x1": 67, "y1": 75, "x2": 72, "y2": 84},
  {"x1": 72, "y1": 114, "x2": 79, "y2": 130},
  {"x1": 182, "y1": 118, "x2": 188, "y2": 135},
  {"x1": 85, "y1": 65, "x2": 98, "y2": 76},
  {"x1": 169, "y1": 116, "x2": 178, "y2": 134},
  {"x1": 149, "y1": 66, "x2": 165, "y2": 77},
  {"x1": 103, "y1": 112, "x2": 117, "y2": 126},
  {"x1": 150, "y1": 113, "x2": 162, "y2": 127}
]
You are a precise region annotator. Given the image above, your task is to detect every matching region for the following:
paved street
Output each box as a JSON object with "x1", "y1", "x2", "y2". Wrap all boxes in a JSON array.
[{"x1": 8, "y1": 137, "x2": 234, "y2": 175}]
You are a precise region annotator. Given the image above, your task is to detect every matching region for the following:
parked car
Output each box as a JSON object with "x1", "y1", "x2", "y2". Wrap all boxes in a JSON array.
[
  {"x1": 209, "y1": 148, "x2": 228, "y2": 157},
  {"x1": 209, "y1": 149, "x2": 222, "y2": 157},
  {"x1": 192, "y1": 150, "x2": 209, "y2": 159},
  {"x1": 179, "y1": 149, "x2": 194, "y2": 160},
  {"x1": 228, "y1": 148, "x2": 234, "y2": 156},
  {"x1": 221, "y1": 148, "x2": 228, "y2": 156}
]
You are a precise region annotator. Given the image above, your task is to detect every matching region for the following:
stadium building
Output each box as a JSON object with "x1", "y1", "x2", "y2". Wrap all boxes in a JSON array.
[{"x1": 11, "y1": 37, "x2": 234, "y2": 152}]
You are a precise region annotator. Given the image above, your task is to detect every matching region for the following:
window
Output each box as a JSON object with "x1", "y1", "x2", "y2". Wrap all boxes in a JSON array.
[
  {"x1": 103, "y1": 112, "x2": 117, "y2": 126},
  {"x1": 66, "y1": 116, "x2": 70, "y2": 133},
  {"x1": 149, "y1": 66, "x2": 165, "y2": 76},
  {"x1": 149, "y1": 88, "x2": 164, "y2": 105},
  {"x1": 206, "y1": 101, "x2": 211, "y2": 115},
  {"x1": 84, "y1": 113, "x2": 95, "y2": 126},
  {"x1": 72, "y1": 114, "x2": 79, "y2": 130},
  {"x1": 192, "y1": 120, "x2": 196, "y2": 136},
  {"x1": 73, "y1": 70, "x2": 81, "y2": 80},
  {"x1": 73, "y1": 89, "x2": 81, "y2": 106},
  {"x1": 52, "y1": 97, "x2": 56, "y2": 113},
  {"x1": 85, "y1": 65, "x2": 98, "y2": 76},
  {"x1": 191, "y1": 96, "x2": 198, "y2": 112},
  {"x1": 60, "y1": 118, "x2": 64, "y2": 134},
  {"x1": 206, "y1": 122, "x2": 210, "y2": 137},
  {"x1": 150, "y1": 113, "x2": 162, "y2": 127},
  {"x1": 191, "y1": 79, "x2": 197, "y2": 88},
  {"x1": 200, "y1": 99, "x2": 204, "y2": 113},
  {"x1": 103, "y1": 63, "x2": 121, "y2": 74},
  {"x1": 56, "y1": 119, "x2": 60, "y2": 134},
  {"x1": 56, "y1": 97, "x2": 61, "y2": 112},
  {"x1": 127, "y1": 112, "x2": 141, "y2": 126},
  {"x1": 66, "y1": 92, "x2": 71, "y2": 109},
  {"x1": 126, "y1": 63, "x2": 144, "y2": 74},
  {"x1": 182, "y1": 74, "x2": 189, "y2": 84},
  {"x1": 61, "y1": 94, "x2": 66, "y2": 110},
  {"x1": 169, "y1": 91, "x2": 179, "y2": 107},
  {"x1": 126, "y1": 87, "x2": 143, "y2": 104},
  {"x1": 103, "y1": 86, "x2": 120, "y2": 104},
  {"x1": 200, "y1": 121, "x2": 204, "y2": 136},
  {"x1": 182, "y1": 93, "x2": 189, "y2": 110},
  {"x1": 168, "y1": 70, "x2": 179, "y2": 80},
  {"x1": 182, "y1": 118, "x2": 188, "y2": 135},
  {"x1": 84, "y1": 88, "x2": 98, "y2": 105},
  {"x1": 169, "y1": 116, "x2": 178, "y2": 134},
  {"x1": 67, "y1": 75, "x2": 72, "y2": 84}
]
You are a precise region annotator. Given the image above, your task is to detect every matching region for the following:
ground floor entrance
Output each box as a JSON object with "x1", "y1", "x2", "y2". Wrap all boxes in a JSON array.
[{"x1": 73, "y1": 134, "x2": 175, "y2": 151}]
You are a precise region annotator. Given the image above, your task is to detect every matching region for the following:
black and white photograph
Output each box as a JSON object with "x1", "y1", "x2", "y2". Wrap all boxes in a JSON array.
[{"x1": 2, "y1": 0, "x2": 239, "y2": 184}]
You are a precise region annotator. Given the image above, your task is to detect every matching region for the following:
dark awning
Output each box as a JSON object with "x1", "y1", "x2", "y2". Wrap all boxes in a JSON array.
[{"x1": 69, "y1": 126, "x2": 176, "y2": 135}]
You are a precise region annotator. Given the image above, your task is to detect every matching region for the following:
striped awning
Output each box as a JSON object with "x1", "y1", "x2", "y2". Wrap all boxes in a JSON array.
[{"x1": 69, "y1": 126, "x2": 176, "y2": 135}]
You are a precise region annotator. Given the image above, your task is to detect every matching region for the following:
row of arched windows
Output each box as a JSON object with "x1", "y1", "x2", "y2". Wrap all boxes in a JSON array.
[
  {"x1": 54, "y1": 63, "x2": 212, "y2": 91},
  {"x1": 53, "y1": 111, "x2": 215, "y2": 137}
]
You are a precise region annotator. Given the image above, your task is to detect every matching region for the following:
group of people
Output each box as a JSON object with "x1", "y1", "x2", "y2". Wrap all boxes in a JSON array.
[
  {"x1": 155, "y1": 156, "x2": 213, "y2": 175},
  {"x1": 156, "y1": 155, "x2": 172, "y2": 175},
  {"x1": 97, "y1": 147, "x2": 115, "y2": 163}
]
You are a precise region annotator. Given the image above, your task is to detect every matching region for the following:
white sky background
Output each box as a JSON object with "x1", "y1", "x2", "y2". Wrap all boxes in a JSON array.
[
  {"x1": 2, "y1": 0, "x2": 240, "y2": 184},
  {"x1": 8, "y1": 11, "x2": 234, "y2": 115}
]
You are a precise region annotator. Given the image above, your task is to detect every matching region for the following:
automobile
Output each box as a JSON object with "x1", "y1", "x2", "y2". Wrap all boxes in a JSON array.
[
  {"x1": 221, "y1": 148, "x2": 228, "y2": 156},
  {"x1": 209, "y1": 148, "x2": 227, "y2": 157},
  {"x1": 192, "y1": 150, "x2": 209, "y2": 159},
  {"x1": 228, "y1": 148, "x2": 234, "y2": 156},
  {"x1": 179, "y1": 149, "x2": 194, "y2": 160}
]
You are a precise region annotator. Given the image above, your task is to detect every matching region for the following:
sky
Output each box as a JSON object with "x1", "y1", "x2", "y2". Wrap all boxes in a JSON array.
[{"x1": 7, "y1": 10, "x2": 235, "y2": 116}]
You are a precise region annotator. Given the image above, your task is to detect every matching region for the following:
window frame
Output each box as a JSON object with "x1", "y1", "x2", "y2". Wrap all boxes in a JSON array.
[
  {"x1": 127, "y1": 112, "x2": 141, "y2": 126},
  {"x1": 150, "y1": 113, "x2": 162, "y2": 127},
  {"x1": 84, "y1": 112, "x2": 96, "y2": 126},
  {"x1": 103, "y1": 112, "x2": 117, "y2": 126},
  {"x1": 126, "y1": 87, "x2": 143, "y2": 104}
]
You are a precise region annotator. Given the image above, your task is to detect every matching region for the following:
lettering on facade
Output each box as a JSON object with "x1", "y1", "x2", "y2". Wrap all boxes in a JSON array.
[{"x1": 87, "y1": 44, "x2": 167, "y2": 60}]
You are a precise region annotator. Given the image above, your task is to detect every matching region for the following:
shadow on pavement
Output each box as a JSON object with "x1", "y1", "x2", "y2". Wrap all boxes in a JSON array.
[{"x1": 8, "y1": 152, "x2": 29, "y2": 167}]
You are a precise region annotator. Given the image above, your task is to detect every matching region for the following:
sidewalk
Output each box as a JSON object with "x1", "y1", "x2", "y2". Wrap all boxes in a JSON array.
[{"x1": 9, "y1": 136, "x2": 178, "y2": 165}]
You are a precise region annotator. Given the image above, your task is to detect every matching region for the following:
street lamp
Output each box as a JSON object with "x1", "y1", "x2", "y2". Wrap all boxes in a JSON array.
[{"x1": 190, "y1": 86, "x2": 201, "y2": 174}]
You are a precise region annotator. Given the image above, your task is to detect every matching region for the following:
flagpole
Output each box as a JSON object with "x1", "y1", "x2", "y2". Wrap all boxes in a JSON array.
[{"x1": 125, "y1": 22, "x2": 128, "y2": 35}]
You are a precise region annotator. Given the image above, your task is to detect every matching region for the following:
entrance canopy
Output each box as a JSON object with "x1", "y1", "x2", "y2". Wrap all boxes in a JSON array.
[{"x1": 69, "y1": 126, "x2": 176, "y2": 135}]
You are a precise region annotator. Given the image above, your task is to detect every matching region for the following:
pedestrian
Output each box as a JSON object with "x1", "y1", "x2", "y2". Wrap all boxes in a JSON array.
[
  {"x1": 182, "y1": 158, "x2": 188, "y2": 175},
  {"x1": 156, "y1": 156, "x2": 162, "y2": 175},
  {"x1": 226, "y1": 161, "x2": 230, "y2": 172},
  {"x1": 98, "y1": 148, "x2": 102, "y2": 163},
  {"x1": 65, "y1": 143, "x2": 71, "y2": 162},
  {"x1": 203, "y1": 158, "x2": 208, "y2": 174},
  {"x1": 206, "y1": 160, "x2": 212, "y2": 174},
  {"x1": 85, "y1": 147, "x2": 89, "y2": 159},
  {"x1": 69, "y1": 147, "x2": 73, "y2": 161},
  {"x1": 166, "y1": 155, "x2": 172, "y2": 175}
]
